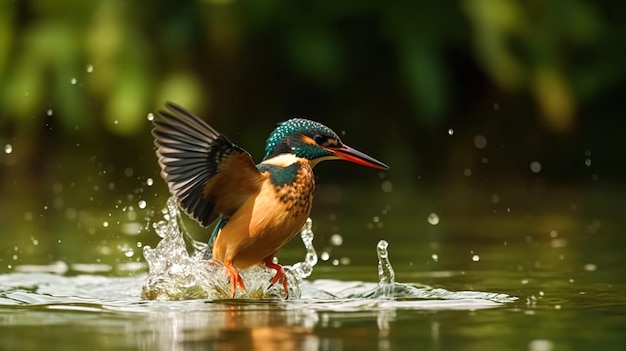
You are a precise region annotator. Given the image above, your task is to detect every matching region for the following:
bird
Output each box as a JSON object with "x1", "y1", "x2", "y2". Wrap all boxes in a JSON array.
[{"x1": 152, "y1": 102, "x2": 389, "y2": 298}]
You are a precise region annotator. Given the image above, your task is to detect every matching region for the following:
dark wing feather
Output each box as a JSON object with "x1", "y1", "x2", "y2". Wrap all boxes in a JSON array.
[{"x1": 152, "y1": 102, "x2": 262, "y2": 227}]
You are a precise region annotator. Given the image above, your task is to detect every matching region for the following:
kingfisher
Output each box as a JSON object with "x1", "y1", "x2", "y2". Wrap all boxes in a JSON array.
[{"x1": 152, "y1": 102, "x2": 389, "y2": 297}]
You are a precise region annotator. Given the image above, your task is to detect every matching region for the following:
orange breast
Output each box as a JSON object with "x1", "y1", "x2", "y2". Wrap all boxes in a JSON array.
[{"x1": 211, "y1": 160, "x2": 315, "y2": 268}]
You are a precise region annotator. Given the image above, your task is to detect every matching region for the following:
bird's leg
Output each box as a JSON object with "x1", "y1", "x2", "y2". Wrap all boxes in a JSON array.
[
  {"x1": 264, "y1": 256, "x2": 289, "y2": 295},
  {"x1": 224, "y1": 261, "x2": 246, "y2": 298}
]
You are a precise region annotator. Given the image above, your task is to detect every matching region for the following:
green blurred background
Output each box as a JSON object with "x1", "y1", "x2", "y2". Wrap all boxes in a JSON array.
[{"x1": 0, "y1": 0, "x2": 624, "y2": 271}]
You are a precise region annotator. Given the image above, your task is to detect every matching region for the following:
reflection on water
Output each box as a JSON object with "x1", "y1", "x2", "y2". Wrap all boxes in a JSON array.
[{"x1": 0, "y1": 271, "x2": 513, "y2": 350}]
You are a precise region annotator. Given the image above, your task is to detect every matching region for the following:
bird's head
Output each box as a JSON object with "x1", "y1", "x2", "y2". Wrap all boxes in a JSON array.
[{"x1": 263, "y1": 118, "x2": 389, "y2": 170}]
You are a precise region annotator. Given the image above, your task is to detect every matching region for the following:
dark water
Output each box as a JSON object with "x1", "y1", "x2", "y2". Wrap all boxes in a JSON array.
[{"x1": 1, "y1": 187, "x2": 625, "y2": 350}]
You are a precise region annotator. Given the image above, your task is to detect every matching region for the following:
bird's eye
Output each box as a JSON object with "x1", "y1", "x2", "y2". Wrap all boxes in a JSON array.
[{"x1": 313, "y1": 134, "x2": 325, "y2": 145}]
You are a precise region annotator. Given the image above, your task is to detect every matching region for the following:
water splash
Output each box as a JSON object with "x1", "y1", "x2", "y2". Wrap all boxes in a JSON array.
[
  {"x1": 141, "y1": 197, "x2": 317, "y2": 300},
  {"x1": 376, "y1": 240, "x2": 395, "y2": 298},
  {"x1": 141, "y1": 198, "x2": 517, "y2": 304},
  {"x1": 311, "y1": 239, "x2": 516, "y2": 303},
  {"x1": 283, "y1": 218, "x2": 317, "y2": 291}
]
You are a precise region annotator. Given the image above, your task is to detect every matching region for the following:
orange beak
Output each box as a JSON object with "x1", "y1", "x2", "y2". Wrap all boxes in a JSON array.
[{"x1": 329, "y1": 144, "x2": 389, "y2": 170}]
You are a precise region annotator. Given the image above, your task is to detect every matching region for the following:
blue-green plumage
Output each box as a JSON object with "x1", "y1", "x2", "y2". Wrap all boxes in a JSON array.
[
  {"x1": 263, "y1": 119, "x2": 340, "y2": 161},
  {"x1": 257, "y1": 162, "x2": 302, "y2": 187}
]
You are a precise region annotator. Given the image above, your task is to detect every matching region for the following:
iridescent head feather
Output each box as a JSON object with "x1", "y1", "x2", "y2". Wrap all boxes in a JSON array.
[{"x1": 263, "y1": 118, "x2": 342, "y2": 161}]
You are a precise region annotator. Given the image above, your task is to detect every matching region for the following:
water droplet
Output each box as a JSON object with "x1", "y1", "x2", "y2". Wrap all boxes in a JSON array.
[
  {"x1": 70, "y1": 78, "x2": 77, "y2": 85},
  {"x1": 289, "y1": 218, "x2": 317, "y2": 279},
  {"x1": 376, "y1": 240, "x2": 395, "y2": 298},
  {"x1": 381, "y1": 206, "x2": 389, "y2": 215},
  {"x1": 320, "y1": 251, "x2": 330, "y2": 261},
  {"x1": 86, "y1": 64, "x2": 94, "y2": 73},
  {"x1": 491, "y1": 194, "x2": 500, "y2": 204},
  {"x1": 472, "y1": 254, "x2": 480, "y2": 262},
  {"x1": 583, "y1": 263, "x2": 597, "y2": 272},
  {"x1": 584, "y1": 158, "x2": 591, "y2": 167},
  {"x1": 103, "y1": 221, "x2": 109, "y2": 228},
  {"x1": 4, "y1": 144, "x2": 12, "y2": 154},
  {"x1": 447, "y1": 128, "x2": 454, "y2": 135},
  {"x1": 330, "y1": 234, "x2": 343, "y2": 246},
  {"x1": 529, "y1": 339, "x2": 554, "y2": 351},
  {"x1": 463, "y1": 168, "x2": 472, "y2": 177},
  {"x1": 147, "y1": 113, "x2": 155, "y2": 121},
  {"x1": 530, "y1": 161, "x2": 542, "y2": 173},
  {"x1": 427, "y1": 213, "x2": 440, "y2": 225},
  {"x1": 474, "y1": 135, "x2": 487, "y2": 149},
  {"x1": 138, "y1": 200, "x2": 147, "y2": 209},
  {"x1": 146, "y1": 178, "x2": 154, "y2": 186},
  {"x1": 431, "y1": 253, "x2": 439, "y2": 262},
  {"x1": 46, "y1": 109, "x2": 54, "y2": 116},
  {"x1": 381, "y1": 180, "x2": 393, "y2": 193}
]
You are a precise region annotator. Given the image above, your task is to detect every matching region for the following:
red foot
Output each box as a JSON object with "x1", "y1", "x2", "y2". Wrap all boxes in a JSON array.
[
  {"x1": 264, "y1": 256, "x2": 289, "y2": 294},
  {"x1": 224, "y1": 262, "x2": 246, "y2": 297}
]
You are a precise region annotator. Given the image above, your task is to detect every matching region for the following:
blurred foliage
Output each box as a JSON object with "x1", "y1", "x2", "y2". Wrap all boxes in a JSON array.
[
  {"x1": 0, "y1": 0, "x2": 624, "y2": 188},
  {"x1": 0, "y1": 0, "x2": 625, "y2": 271},
  {"x1": 1, "y1": 0, "x2": 622, "y2": 131}
]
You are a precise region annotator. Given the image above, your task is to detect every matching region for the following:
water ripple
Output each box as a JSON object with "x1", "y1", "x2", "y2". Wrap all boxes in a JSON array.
[{"x1": 0, "y1": 198, "x2": 517, "y2": 315}]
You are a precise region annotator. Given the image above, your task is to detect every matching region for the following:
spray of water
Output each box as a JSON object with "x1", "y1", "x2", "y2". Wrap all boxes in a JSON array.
[
  {"x1": 141, "y1": 197, "x2": 318, "y2": 300},
  {"x1": 376, "y1": 240, "x2": 395, "y2": 298},
  {"x1": 142, "y1": 198, "x2": 518, "y2": 304}
]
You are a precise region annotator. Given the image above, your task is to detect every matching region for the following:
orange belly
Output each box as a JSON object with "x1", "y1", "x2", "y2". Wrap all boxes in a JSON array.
[{"x1": 211, "y1": 179, "x2": 313, "y2": 268}]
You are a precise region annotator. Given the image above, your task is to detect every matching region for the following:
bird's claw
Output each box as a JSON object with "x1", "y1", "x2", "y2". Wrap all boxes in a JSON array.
[
  {"x1": 264, "y1": 257, "x2": 289, "y2": 296},
  {"x1": 224, "y1": 262, "x2": 246, "y2": 298}
]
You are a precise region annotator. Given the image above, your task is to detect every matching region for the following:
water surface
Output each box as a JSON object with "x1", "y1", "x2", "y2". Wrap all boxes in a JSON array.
[{"x1": 1, "y1": 188, "x2": 625, "y2": 350}]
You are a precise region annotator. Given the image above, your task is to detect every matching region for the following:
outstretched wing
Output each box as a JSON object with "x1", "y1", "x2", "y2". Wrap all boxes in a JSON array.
[{"x1": 152, "y1": 102, "x2": 262, "y2": 227}]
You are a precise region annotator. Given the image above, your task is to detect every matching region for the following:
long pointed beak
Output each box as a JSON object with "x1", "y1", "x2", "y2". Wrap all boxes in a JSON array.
[{"x1": 329, "y1": 144, "x2": 389, "y2": 170}]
